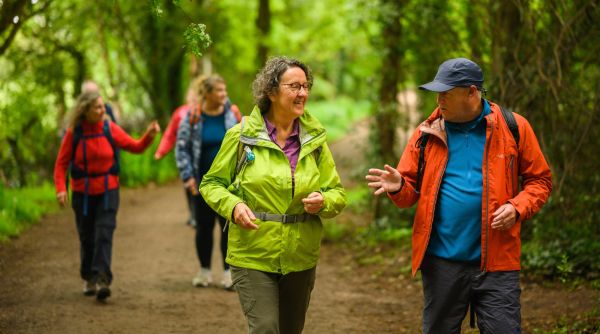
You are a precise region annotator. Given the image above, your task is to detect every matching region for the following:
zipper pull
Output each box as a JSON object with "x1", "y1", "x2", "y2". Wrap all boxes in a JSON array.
[{"x1": 223, "y1": 220, "x2": 229, "y2": 232}]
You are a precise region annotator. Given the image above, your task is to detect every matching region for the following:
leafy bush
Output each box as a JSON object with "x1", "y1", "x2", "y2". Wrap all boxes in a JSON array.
[
  {"x1": 119, "y1": 139, "x2": 179, "y2": 187},
  {"x1": 522, "y1": 194, "x2": 600, "y2": 280},
  {"x1": 307, "y1": 97, "x2": 371, "y2": 142},
  {"x1": 0, "y1": 183, "x2": 58, "y2": 241}
]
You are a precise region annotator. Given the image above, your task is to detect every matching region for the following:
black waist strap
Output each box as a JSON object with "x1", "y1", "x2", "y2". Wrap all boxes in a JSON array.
[{"x1": 252, "y1": 212, "x2": 317, "y2": 223}]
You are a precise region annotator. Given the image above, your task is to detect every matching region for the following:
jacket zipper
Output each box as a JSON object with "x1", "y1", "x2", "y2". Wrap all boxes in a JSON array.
[
  {"x1": 481, "y1": 121, "x2": 494, "y2": 275},
  {"x1": 421, "y1": 138, "x2": 448, "y2": 269}
]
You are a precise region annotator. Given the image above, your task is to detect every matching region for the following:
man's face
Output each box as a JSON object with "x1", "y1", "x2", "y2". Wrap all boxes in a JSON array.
[{"x1": 436, "y1": 87, "x2": 471, "y2": 122}]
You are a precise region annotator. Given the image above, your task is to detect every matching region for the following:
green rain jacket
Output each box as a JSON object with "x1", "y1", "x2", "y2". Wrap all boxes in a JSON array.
[{"x1": 200, "y1": 106, "x2": 346, "y2": 274}]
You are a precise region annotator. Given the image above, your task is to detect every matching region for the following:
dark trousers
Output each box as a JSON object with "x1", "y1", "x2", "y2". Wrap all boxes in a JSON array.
[
  {"x1": 231, "y1": 266, "x2": 317, "y2": 334},
  {"x1": 72, "y1": 190, "x2": 119, "y2": 284},
  {"x1": 184, "y1": 187, "x2": 194, "y2": 222},
  {"x1": 192, "y1": 194, "x2": 227, "y2": 270},
  {"x1": 421, "y1": 254, "x2": 521, "y2": 334}
]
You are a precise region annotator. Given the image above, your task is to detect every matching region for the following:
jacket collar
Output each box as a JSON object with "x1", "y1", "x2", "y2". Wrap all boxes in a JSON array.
[
  {"x1": 419, "y1": 99, "x2": 499, "y2": 145},
  {"x1": 242, "y1": 106, "x2": 326, "y2": 149}
]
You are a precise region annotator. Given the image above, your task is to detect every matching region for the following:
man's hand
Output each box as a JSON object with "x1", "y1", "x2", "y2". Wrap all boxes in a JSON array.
[
  {"x1": 491, "y1": 203, "x2": 518, "y2": 231},
  {"x1": 57, "y1": 191, "x2": 68, "y2": 207},
  {"x1": 302, "y1": 192, "x2": 324, "y2": 214},
  {"x1": 184, "y1": 178, "x2": 198, "y2": 195},
  {"x1": 233, "y1": 203, "x2": 259, "y2": 230},
  {"x1": 365, "y1": 164, "x2": 403, "y2": 196}
]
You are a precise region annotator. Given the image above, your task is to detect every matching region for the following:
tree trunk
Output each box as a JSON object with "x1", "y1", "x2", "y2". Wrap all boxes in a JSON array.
[
  {"x1": 376, "y1": 0, "x2": 403, "y2": 165},
  {"x1": 373, "y1": 0, "x2": 405, "y2": 220},
  {"x1": 489, "y1": 1, "x2": 521, "y2": 105},
  {"x1": 256, "y1": 0, "x2": 271, "y2": 68}
]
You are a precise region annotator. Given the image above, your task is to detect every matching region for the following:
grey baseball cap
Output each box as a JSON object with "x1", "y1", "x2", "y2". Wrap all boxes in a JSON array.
[{"x1": 419, "y1": 58, "x2": 484, "y2": 92}]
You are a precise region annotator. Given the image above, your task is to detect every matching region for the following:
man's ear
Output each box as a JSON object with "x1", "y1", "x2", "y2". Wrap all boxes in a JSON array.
[{"x1": 468, "y1": 85, "x2": 477, "y2": 97}]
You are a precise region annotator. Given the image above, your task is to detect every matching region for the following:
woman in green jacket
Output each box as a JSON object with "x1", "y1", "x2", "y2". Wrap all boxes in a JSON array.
[{"x1": 200, "y1": 56, "x2": 346, "y2": 334}]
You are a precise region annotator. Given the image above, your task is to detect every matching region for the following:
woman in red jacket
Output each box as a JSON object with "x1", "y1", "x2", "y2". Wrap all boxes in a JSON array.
[{"x1": 54, "y1": 90, "x2": 160, "y2": 302}]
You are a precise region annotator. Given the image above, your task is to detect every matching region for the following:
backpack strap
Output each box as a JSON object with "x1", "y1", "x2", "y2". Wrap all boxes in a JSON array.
[
  {"x1": 103, "y1": 120, "x2": 120, "y2": 175},
  {"x1": 189, "y1": 104, "x2": 201, "y2": 125},
  {"x1": 499, "y1": 106, "x2": 520, "y2": 149},
  {"x1": 415, "y1": 132, "x2": 429, "y2": 194},
  {"x1": 70, "y1": 124, "x2": 83, "y2": 164},
  {"x1": 234, "y1": 117, "x2": 253, "y2": 177}
]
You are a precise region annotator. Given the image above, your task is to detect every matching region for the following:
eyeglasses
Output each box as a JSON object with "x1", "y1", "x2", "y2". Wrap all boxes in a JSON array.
[{"x1": 281, "y1": 82, "x2": 312, "y2": 94}]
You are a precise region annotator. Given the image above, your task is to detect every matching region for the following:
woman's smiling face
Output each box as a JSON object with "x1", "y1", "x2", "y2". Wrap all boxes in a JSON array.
[{"x1": 269, "y1": 66, "x2": 309, "y2": 119}]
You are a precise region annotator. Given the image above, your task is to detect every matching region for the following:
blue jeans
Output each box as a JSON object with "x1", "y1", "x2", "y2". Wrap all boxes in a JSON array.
[
  {"x1": 421, "y1": 254, "x2": 521, "y2": 334},
  {"x1": 72, "y1": 190, "x2": 119, "y2": 284}
]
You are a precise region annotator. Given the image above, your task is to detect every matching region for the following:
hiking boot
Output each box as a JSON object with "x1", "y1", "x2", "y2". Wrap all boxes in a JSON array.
[
  {"x1": 83, "y1": 279, "x2": 97, "y2": 296},
  {"x1": 221, "y1": 269, "x2": 234, "y2": 291},
  {"x1": 192, "y1": 268, "x2": 212, "y2": 287},
  {"x1": 96, "y1": 278, "x2": 111, "y2": 301}
]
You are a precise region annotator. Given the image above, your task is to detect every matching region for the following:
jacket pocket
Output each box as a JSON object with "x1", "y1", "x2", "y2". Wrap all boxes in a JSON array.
[
  {"x1": 506, "y1": 154, "x2": 518, "y2": 197},
  {"x1": 230, "y1": 267, "x2": 256, "y2": 315}
]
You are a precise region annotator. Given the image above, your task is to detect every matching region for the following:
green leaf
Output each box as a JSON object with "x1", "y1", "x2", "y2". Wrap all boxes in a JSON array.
[{"x1": 183, "y1": 23, "x2": 212, "y2": 57}]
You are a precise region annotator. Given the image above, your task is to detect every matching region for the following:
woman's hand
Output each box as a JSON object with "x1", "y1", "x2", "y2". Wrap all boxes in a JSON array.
[
  {"x1": 57, "y1": 191, "x2": 68, "y2": 207},
  {"x1": 302, "y1": 192, "x2": 324, "y2": 214},
  {"x1": 365, "y1": 164, "x2": 404, "y2": 195},
  {"x1": 233, "y1": 203, "x2": 259, "y2": 230},
  {"x1": 146, "y1": 121, "x2": 161, "y2": 138},
  {"x1": 184, "y1": 178, "x2": 198, "y2": 195}
]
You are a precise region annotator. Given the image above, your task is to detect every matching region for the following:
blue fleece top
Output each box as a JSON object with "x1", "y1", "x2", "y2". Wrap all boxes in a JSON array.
[
  {"x1": 199, "y1": 113, "x2": 226, "y2": 176},
  {"x1": 427, "y1": 99, "x2": 491, "y2": 262}
]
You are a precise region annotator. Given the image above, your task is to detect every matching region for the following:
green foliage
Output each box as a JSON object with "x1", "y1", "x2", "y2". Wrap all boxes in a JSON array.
[
  {"x1": 119, "y1": 139, "x2": 179, "y2": 187},
  {"x1": 0, "y1": 183, "x2": 58, "y2": 242},
  {"x1": 183, "y1": 23, "x2": 212, "y2": 57},
  {"x1": 307, "y1": 97, "x2": 371, "y2": 142},
  {"x1": 531, "y1": 308, "x2": 600, "y2": 334},
  {"x1": 322, "y1": 218, "x2": 349, "y2": 243},
  {"x1": 557, "y1": 254, "x2": 574, "y2": 284},
  {"x1": 344, "y1": 186, "x2": 372, "y2": 213},
  {"x1": 522, "y1": 194, "x2": 600, "y2": 280}
]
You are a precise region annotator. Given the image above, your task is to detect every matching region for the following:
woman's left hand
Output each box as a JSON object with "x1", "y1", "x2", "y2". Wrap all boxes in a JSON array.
[{"x1": 302, "y1": 192, "x2": 324, "y2": 214}]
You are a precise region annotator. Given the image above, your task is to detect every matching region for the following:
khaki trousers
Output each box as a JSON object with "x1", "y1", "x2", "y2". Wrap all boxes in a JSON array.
[{"x1": 231, "y1": 266, "x2": 316, "y2": 334}]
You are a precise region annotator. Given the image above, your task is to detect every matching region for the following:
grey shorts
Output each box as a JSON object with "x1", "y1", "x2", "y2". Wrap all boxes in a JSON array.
[{"x1": 420, "y1": 254, "x2": 521, "y2": 334}]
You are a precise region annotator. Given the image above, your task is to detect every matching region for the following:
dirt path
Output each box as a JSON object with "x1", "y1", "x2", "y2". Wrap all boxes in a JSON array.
[{"x1": 0, "y1": 182, "x2": 598, "y2": 333}]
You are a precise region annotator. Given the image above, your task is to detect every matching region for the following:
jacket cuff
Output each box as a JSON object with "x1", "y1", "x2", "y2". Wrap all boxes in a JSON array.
[{"x1": 387, "y1": 177, "x2": 405, "y2": 196}]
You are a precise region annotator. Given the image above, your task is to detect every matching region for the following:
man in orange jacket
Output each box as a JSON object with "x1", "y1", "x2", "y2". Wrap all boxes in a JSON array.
[{"x1": 366, "y1": 58, "x2": 552, "y2": 333}]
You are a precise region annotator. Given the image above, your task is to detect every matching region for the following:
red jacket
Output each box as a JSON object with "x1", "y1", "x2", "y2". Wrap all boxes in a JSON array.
[
  {"x1": 389, "y1": 101, "x2": 552, "y2": 276},
  {"x1": 154, "y1": 104, "x2": 190, "y2": 158},
  {"x1": 54, "y1": 120, "x2": 154, "y2": 195}
]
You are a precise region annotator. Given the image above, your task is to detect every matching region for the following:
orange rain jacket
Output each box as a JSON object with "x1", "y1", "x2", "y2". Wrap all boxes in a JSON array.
[{"x1": 388, "y1": 101, "x2": 552, "y2": 276}]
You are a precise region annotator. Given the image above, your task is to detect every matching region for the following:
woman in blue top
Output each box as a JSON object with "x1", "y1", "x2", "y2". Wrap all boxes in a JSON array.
[{"x1": 175, "y1": 75, "x2": 241, "y2": 289}]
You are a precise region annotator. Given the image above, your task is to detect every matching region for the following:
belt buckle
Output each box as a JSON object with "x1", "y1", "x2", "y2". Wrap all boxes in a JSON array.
[{"x1": 282, "y1": 214, "x2": 296, "y2": 223}]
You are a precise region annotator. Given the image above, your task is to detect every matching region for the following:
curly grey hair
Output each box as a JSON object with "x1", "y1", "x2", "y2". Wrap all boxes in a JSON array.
[{"x1": 252, "y1": 56, "x2": 313, "y2": 113}]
